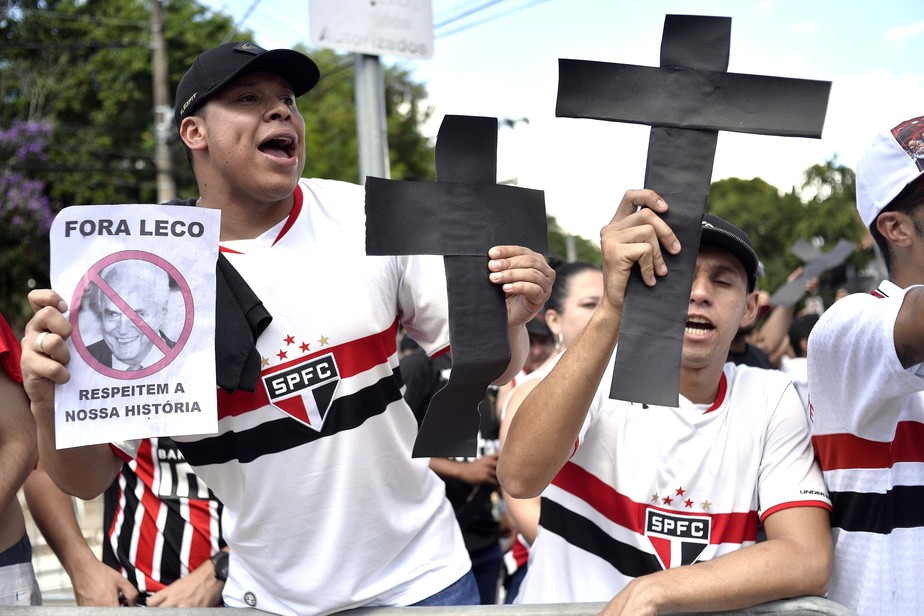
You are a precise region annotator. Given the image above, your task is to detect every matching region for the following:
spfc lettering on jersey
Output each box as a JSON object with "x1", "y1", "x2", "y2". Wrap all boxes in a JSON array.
[
  {"x1": 262, "y1": 354, "x2": 340, "y2": 431},
  {"x1": 645, "y1": 508, "x2": 711, "y2": 570}
]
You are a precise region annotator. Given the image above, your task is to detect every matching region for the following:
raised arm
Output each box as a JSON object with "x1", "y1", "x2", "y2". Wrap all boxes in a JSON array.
[
  {"x1": 21, "y1": 290, "x2": 123, "y2": 499},
  {"x1": 498, "y1": 191, "x2": 679, "y2": 498},
  {"x1": 751, "y1": 269, "x2": 818, "y2": 365}
]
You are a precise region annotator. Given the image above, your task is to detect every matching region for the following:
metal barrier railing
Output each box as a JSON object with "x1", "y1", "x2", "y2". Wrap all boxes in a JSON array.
[
  {"x1": 14, "y1": 492, "x2": 856, "y2": 616},
  {"x1": 0, "y1": 596, "x2": 856, "y2": 615}
]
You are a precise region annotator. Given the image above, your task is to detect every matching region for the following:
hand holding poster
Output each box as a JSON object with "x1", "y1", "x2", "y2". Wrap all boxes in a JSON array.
[{"x1": 50, "y1": 205, "x2": 220, "y2": 448}]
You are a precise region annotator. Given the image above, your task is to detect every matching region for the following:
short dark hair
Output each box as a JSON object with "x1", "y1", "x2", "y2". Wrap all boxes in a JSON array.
[
  {"x1": 788, "y1": 314, "x2": 819, "y2": 358},
  {"x1": 546, "y1": 261, "x2": 600, "y2": 314}
]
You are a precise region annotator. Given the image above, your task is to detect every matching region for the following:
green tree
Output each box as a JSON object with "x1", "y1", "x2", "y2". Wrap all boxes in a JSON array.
[
  {"x1": 706, "y1": 161, "x2": 868, "y2": 300},
  {"x1": 0, "y1": 0, "x2": 240, "y2": 328},
  {"x1": 0, "y1": 1, "x2": 444, "y2": 328},
  {"x1": 297, "y1": 48, "x2": 436, "y2": 182},
  {"x1": 707, "y1": 176, "x2": 800, "y2": 292},
  {"x1": 546, "y1": 215, "x2": 601, "y2": 266},
  {"x1": 0, "y1": 0, "x2": 236, "y2": 206},
  {"x1": 796, "y1": 159, "x2": 865, "y2": 248},
  {"x1": 792, "y1": 159, "x2": 871, "y2": 303},
  {"x1": 0, "y1": 119, "x2": 54, "y2": 329}
]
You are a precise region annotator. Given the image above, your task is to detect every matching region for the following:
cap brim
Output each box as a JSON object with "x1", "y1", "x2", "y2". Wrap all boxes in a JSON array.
[
  {"x1": 187, "y1": 49, "x2": 320, "y2": 120},
  {"x1": 235, "y1": 48, "x2": 321, "y2": 98}
]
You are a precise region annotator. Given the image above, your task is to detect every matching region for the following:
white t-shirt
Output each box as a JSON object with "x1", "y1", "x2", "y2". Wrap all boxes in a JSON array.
[
  {"x1": 808, "y1": 280, "x2": 924, "y2": 616},
  {"x1": 118, "y1": 179, "x2": 468, "y2": 615},
  {"x1": 518, "y1": 358, "x2": 830, "y2": 604}
]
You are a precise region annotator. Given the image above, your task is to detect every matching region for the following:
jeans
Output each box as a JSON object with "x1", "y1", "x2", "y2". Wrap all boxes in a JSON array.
[
  {"x1": 412, "y1": 569, "x2": 480, "y2": 606},
  {"x1": 470, "y1": 542, "x2": 503, "y2": 604},
  {"x1": 504, "y1": 564, "x2": 528, "y2": 604}
]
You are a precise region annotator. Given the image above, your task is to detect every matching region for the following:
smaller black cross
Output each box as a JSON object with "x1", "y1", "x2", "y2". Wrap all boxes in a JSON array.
[
  {"x1": 366, "y1": 115, "x2": 549, "y2": 457},
  {"x1": 769, "y1": 238, "x2": 856, "y2": 307}
]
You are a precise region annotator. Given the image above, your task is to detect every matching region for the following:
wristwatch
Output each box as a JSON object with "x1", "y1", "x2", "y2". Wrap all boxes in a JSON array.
[{"x1": 210, "y1": 550, "x2": 229, "y2": 582}]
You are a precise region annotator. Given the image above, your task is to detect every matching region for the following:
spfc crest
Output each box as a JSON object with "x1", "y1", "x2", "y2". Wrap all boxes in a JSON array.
[
  {"x1": 262, "y1": 353, "x2": 340, "y2": 431},
  {"x1": 645, "y1": 508, "x2": 711, "y2": 570}
]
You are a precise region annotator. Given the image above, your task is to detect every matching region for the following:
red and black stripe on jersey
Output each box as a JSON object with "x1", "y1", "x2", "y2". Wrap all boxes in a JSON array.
[
  {"x1": 813, "y1": 421, "x2": 924, "y2": 534},
  {"x1": 103, "y1": 438, "x2": 224, "y2": 592},
  {"x1": 179, "y1": 369, "x2": 405, "y2": 466},
  {"x1": 538, "y1": 460, "x2": 760, "y2": 575},
  {"x1": 178, "y1": 320, "x2": 410, "y2": 467},
  {"x1": 540, "y1": 498, "x2": 662, "y2": 577}
]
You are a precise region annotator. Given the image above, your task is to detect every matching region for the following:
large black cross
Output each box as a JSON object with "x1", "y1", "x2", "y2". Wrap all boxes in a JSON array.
[
  {"x1": 556, "y1": 14, "x2": 831, "y2": 406},
  {"x1": 366, "y1": 115, "x2": 549, "y2": 457}
]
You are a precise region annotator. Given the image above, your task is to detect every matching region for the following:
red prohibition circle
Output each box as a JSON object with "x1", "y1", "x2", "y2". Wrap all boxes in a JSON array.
[{"x1": 70, "y1": 250, "x2": 195, "y2": 380}]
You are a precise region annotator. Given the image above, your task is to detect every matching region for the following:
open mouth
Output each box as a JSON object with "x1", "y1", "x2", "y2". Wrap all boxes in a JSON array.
[
  {"x1": 258, "y1": 135, "x2": 296, "y2": 159},
  {"x1": 685, "y1": 316, "x2": 715, "y2": 335}
]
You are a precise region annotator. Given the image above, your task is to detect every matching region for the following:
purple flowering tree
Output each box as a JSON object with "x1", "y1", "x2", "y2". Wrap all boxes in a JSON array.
[{"x1": 0, "y1": 119, "x2": 54, "y2": 331}]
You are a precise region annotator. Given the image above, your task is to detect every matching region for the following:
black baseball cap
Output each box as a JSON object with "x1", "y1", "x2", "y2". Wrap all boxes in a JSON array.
[
  {"x1": 174, "y1": 41, "x2": 320, "y2": 130},
  {"x1": 699, "y1": 214, "x2": 759, "y2": 292}
]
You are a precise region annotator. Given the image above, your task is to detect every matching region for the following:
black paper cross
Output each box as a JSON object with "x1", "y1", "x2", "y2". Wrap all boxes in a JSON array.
[
  {"x1": 556, "y1": 14, "x2": 831, "y2": 406},
  {"x1": 366, "y1": 115, "x2": 549, "y2": 457},
  {"x1": 769, "y1": 238, "x2": 856, "y2": 307}
]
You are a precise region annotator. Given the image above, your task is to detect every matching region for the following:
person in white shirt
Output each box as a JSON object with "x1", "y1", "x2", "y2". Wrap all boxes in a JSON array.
[{"x1": 808, "y1": 114, "x2": 924, "y2": 615}]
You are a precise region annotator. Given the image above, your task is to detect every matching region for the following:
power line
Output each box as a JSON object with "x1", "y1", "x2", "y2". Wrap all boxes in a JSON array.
[
  {"x1": 221, "y1": 0, "x2": 265, "y2": 44},
  {"x1": 203, "y1": 0, "x2": 554, "y2": 52},
  {"x1": 434, "y1": 0, "x2": 551, "y2": 38},
  {"x1": 433, "y1": 0, "x2": 510, "y2": 29},
  {"x1": 201, "y1": 0, "x2": 305, "y2": 48}
]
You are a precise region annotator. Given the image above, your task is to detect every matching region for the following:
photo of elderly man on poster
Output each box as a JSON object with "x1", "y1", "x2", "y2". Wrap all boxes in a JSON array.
[{"x1": 80, "y1": 260, "x2": 179, "y2": 372}]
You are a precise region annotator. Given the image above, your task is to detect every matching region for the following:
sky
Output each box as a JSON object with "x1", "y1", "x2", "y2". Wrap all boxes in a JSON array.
[{"x1": 198, "y1": 0, "x2": 924, "y2": 241}]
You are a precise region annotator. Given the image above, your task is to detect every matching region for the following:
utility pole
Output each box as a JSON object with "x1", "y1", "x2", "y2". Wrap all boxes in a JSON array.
[
  {"x1": 150, "y1": 0, "x2": 176, "y2": 203},
  {"x1": 354, "y1": 53, "x2": 390, "y2": 184},
  {"x1": 309, "y1": 0, "x2": 432, "y2": 184}
]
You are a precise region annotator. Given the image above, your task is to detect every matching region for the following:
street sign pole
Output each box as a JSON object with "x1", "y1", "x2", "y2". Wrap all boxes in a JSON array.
[
  {"x1": 355, "y1": 53, "x2": 390, "y2": 183},
  {"x1": 309, "y1": 0, "x2": 433, "y2": 184}
]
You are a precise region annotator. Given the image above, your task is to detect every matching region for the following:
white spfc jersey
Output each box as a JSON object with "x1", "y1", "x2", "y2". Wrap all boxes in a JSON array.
[
  {"x1": 809, "y1": 280, "x2": 924, "y2": 615},
  {"x1": 518, "y1": 359, "x2": 830, "y2": 604},
  {"x1": 119, "y1": 179, "x2": 468, "y2": 615}
]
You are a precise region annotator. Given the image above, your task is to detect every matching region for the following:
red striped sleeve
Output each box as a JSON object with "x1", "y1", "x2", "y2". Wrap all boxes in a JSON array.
[{"x1": 762, "y1": 500, "x2": 831, "y2": 522}]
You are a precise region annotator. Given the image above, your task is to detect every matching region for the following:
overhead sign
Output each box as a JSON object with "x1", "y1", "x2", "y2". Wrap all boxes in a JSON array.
[{"x1": 309, "y1": 0, "x2": 433, "y2": 60}]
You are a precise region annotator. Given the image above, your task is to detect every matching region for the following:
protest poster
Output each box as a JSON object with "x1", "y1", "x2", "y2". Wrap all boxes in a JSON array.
[{"x1": 50, "y1": 205, "x2": 220, "y2": 448}]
